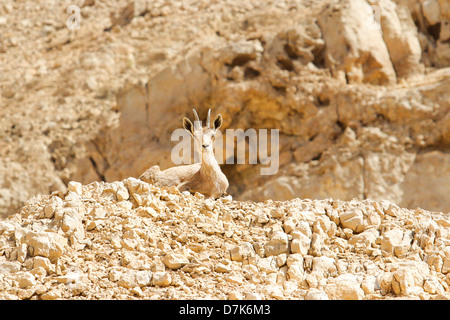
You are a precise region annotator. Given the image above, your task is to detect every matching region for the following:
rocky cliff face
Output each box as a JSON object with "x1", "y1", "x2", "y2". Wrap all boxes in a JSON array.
[
  {"x1": 0, "y1": 179, "x2": 449, "y2": 299},
  {"x1": 0, "y1": 0, "x2": 449, "y2": 300},
  {"x1": 0, "y1": 0, "x2": 449, "y2": 218}
]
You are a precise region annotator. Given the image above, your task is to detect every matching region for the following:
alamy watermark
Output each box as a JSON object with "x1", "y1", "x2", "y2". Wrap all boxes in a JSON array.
[
  {"x1": 66, "y1": 5, "x2": 81, "y2": 30},
  {"x1": 171, "y1": 126, "x2": 280, "y2": 176}
]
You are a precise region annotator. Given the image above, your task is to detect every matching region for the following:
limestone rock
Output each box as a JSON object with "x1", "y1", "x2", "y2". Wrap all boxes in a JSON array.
[
  {"x1": 0, "y1": 261, "x2": 21, "y2": 273},
  {"x1": 371, "y1": 0, "x2": 423, "y2": 78},
  {"x1": 17, "y1": 272, "x2": 36, "y2": 288},
  {"x1": 325, "y1": 274, "x2": 365, "y2": 300},
  {"x1": 163, "y1": 252, "x2": 190, "y2": 270},
  {"x1": 318, "y1": 0, "x2": 396, "y2": 84},
  {"x1": 348, "y1": 228, "x2": 379, "y2": 247},
  {"x1": 265, "y1": 231, "x2": 289, "y2": 257},
  {"x1": 380, "y1": 228, "x2": 404, "y2": 254},
  {"x1": 290, "y1": 231, "x2": 311, "y2": 255},
  {"x1": 339, "y1": 208, "x2": 365, "y2": 233},
  {"x1": 152, "y1": 272, "x2": 171, "y2": 287},
  {"x1": 229, "y1": 242, "x2": 255, "y2": 262},
  {"x1": 305, "y1": 289, "x2": 329, "y2": 300}
]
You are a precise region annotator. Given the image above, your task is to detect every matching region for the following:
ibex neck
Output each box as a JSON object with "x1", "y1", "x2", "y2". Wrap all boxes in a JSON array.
[{"x1": 200, "y1": 149, "x2": 220, "y2": 174}]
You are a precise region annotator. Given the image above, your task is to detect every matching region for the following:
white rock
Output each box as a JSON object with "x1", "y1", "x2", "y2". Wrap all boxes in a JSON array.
[
  {"x1": 118, "y1": 272, "x2": 137, "y2": 289},
  {"x1": 116, "y1": 185, "x2": 129, "y2": 201},
  {"x1": 361, "y1": 275, "x2": 378, "y2": 294},
  {"x1": 392, "y1": 264, "x2": 427, "y2": 296},
  {"x1": 317, "y1": 0, "x2": 396, "y2": 84},
  {"x1": 269, "y1": 286, "x2": 284, "y2": 300},
  {"x1": 258, "y1": 256, "x2": 278, "y2": 273},
  {"x1": 287, "y1": 254, "x2": 304, "y2": 281},
  {"x1": 203, "y1": 198, "x2": 215, "y2": 211}
]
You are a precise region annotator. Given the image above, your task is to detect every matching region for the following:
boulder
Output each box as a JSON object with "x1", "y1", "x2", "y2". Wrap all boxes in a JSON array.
[
  {"x1": 325, "y1": 274, "x2": 365, "y2": 300},
  {"x1": 318, "y1": 0, "x2": 396, "y2": 84}
]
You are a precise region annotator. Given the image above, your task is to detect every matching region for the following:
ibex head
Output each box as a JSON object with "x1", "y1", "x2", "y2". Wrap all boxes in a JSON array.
[{"x1": 183, "y1": 108, "x2": 223, "y2": 151}]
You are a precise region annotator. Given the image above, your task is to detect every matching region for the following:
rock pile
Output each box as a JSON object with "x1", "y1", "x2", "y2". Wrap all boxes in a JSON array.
[{"x1": 1, "y1": 179, "x2": 449, "y2": 300}]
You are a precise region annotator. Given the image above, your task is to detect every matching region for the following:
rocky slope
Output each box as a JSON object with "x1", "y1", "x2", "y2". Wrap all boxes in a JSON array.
[
  {"x1": 0, "y1": 0, "x2": 450, "y2": 219},
  {"x1": 0, "y1": 0, "x2": 450, "y2": 301},
  {"x1": 0, "y1": 179, "x2": 449, "y2": 300}
]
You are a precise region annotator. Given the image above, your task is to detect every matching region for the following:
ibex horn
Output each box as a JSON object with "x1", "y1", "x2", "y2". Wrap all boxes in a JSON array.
[
  {"x1": 192, "y1": 109, "x2": 200, "y2": 130},
  {"x1": 206, "y1": 108, "x2": 211, "y2": 128}
]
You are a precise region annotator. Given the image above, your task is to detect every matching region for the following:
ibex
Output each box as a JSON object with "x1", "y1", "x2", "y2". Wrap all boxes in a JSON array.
[{"x1": 139, "y1": 109, "x2": 229, "y2": 199}]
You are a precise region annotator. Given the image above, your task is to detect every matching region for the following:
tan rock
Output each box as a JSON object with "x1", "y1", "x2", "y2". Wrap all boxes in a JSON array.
[
  {"x1": 40, "y1": 289, "x2": 62, "y2": 300},
  {"x1": 265, "y1": 231, "x2": 289, "y2": 256},
  {"x1": 17, "y1": 272, "x2": 36, "y2": 289},
  {"x1": 290, "y1": 231, "x2": 311, "y2": 255},
  {"x1": 423, "y1": 278, "x2": 445, "y2": 294},
  {"x1": 372, "y1": 0, "x2": 423, "y2": 78},
  {"x1": 339, "y1": 208, "x2": 365, "y2": 233},
  {"x1": 318, "y1": 0, "x2": 396, "y2": 84},
  {"x1": 67, "y1": 181, "x2": 83, "y2": 195},
  {"x1": 442, "y1": 257, "x2": 450, "y2": 274},
  {"x1": 325, "y1": 274, "x2": 365, "y2": 300},
  {"x1": 348, "y1": 228, "x2": 379, "y2": 247},
  {"x1": 380, "y1": 228, "x2": 404, "y2": 254},
  {"x1": 312, "y1": 256, "x2": 337, "y2": 276},
  {"x1": 152, "y1": 272, "x2": 171, "y2": 287},
  {"x1": 163, "y1": 252, "x2": 190, "y2": 270},
  {"x1": 17, "y1": 288, "x2": 35, "y2": 300},
  {"x1": 56, "y1": 272, "x2": 80, "y2": 284},
  {"x1": 286, "y1": 254, "x2": 304, "y2": 281},
  {"x1": 229, "y1": 242, "x2": 255, "y2": 262},
  {"x1": 0, "y1": 261, "x2": 21, "y2": 273},
  {"x1": 305, "y1": 289, "x2": 329, "y2": 300}
]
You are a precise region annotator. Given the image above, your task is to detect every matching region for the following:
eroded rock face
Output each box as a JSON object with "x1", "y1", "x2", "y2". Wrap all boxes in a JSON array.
[
  {"x1": 0, "y1": 0, "x2": 449, "y2": 219},
  {"x1": 0, "y1": 180, "x2": 449, "y2": 300},
  {"x1": 67, "y1": 0, "x2": 449, "y2": 214}
]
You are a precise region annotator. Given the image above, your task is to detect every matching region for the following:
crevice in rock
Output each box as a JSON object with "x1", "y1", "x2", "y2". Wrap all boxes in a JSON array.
[
  {"x1": 89, "y1": 156, "x2": 106, "y2": 182},
  {"x1": 361, "y1": 154, "x2": 368, "y2": 200}
]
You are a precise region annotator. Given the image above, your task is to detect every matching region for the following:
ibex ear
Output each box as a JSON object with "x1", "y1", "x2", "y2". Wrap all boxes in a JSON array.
[
  {"x1": 183, "y1": 117, "x2": 194, "y2": 136},
  {"x1": 213, "y1": 114, "x2": 223, "y2": 131}
]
